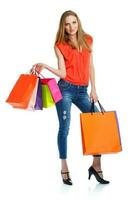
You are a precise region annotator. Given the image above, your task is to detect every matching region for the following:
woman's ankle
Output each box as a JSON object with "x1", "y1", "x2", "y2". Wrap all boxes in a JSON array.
[
  {"x1": 92, "y1": 164, "x2": 102, "y2": 172},
  {"x1": 61, "y1": 159, "x2": 69, "y2": 172},
  {"x1": 92, "y1": 159, "x2": 102, "y2": 171}
]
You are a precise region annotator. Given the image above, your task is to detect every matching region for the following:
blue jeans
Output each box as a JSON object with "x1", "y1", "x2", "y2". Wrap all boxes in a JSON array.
[{"x1": 55, "y1": 79, "x2": 99, "y2": 159}]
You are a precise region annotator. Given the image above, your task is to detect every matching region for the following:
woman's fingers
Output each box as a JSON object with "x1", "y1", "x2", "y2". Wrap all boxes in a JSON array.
[
  {"x1": 31, "y1": 63, "x2": 45, "y2": 74},
  {"x1": 90, "y1": 93, "x2": 98, "y2": 103}
]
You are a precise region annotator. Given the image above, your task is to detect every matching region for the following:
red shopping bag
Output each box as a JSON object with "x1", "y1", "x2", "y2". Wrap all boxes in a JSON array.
[{"x1": 6, "y1": 74, "x2": 38, "y2": 109}]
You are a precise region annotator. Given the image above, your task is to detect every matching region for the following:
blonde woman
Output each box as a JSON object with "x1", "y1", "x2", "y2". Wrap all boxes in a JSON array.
[{"x1": 33, "y1": 10, "x2": 109, "y2": 185}]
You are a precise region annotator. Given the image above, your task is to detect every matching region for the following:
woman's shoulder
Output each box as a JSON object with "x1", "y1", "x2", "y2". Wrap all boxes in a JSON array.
[
  {"x1": 84, "y1": 33, "x2": 93, "y2": 44},
  {"x1": 55, "y1": 41, "x2": 70, "y2": 59},
  {"x1": 55, "y1": 41, "x2": 68, "y2": 49}
]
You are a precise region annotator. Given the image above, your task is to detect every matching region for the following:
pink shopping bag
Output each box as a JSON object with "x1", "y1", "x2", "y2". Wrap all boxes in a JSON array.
[{"x1": 41, "y1": 78, "x2": 62, "y2": 103}]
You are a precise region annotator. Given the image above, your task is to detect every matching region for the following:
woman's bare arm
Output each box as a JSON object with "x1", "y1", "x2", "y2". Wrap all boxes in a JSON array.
[{"x1": 33, "y1": 46, "x2": 66, "y2": 78}]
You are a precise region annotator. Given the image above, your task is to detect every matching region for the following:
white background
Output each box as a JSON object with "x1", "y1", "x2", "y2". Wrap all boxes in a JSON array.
[{"x1": 0, "y1": 0, "x2": 140, "y2": 199}]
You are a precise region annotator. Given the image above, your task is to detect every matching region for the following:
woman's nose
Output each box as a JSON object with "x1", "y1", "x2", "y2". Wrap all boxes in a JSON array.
[{"x1": 69, "y1": 24, "x2": 73, "y2": 30}]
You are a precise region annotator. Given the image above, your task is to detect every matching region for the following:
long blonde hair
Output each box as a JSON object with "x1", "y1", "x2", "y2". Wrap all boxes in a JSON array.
[{"x1": 55, "y1": 10, "x2": 92, "y2": 52}]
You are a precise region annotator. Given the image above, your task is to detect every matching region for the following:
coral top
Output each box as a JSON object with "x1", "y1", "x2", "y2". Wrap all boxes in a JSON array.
[{"x1": 56, "y1": 34, "x2": 93, "y2": 86}]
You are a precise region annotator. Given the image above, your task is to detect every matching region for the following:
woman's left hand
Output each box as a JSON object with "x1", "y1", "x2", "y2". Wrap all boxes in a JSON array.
[{"x1": 90, "y1": 90, "x2": 98, "y2": 103}]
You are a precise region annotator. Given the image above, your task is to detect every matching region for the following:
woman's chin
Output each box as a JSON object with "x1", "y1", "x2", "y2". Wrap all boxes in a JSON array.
[{"x1": 69, "y1": 32, "x2": 77, "y2": 36}]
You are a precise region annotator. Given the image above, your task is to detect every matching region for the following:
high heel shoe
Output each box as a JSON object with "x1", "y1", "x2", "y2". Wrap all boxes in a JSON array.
[
  {"x1": 88, "y1": 166, "x2": 110, "y2": 184},
  {"x1": 61, "y1": 171, "x2": 73, "y2": 185}
]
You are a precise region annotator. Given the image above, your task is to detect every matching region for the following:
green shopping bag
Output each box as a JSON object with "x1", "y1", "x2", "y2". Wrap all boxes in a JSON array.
[{"x1": 41, "y1": 85, "x2": 55, "y2": 108}]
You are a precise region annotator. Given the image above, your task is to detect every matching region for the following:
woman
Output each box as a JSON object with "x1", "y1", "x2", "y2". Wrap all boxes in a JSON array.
[{"x1": 32, "y1": 10, "x2": 109, "y2": 185}]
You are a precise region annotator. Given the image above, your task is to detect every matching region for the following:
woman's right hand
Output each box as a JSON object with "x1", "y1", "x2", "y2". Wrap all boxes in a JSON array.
[{"x1": 31, "y1": 63, "x2": 46, "y2": 74}]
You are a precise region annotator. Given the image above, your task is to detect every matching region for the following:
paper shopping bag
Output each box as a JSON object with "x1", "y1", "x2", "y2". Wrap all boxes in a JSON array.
[
  {"x1": 41, "y1": 84, "x2": 55, "y2": 108},
  {"x1": 41, "y1": 78, "x2": 62, "y2": 103},
  {"x1": 27, "y1": 78, "x2": 39, "y2": 110},
  {"x1": 80, "y1": 101, "x2": 122, "y2": 155},
  {"x1": 34, "y1": 79, "x2": 43, "y2": 110},
  {"x1": 6, "y1": 74, "x2": 38, "y2": 109}
]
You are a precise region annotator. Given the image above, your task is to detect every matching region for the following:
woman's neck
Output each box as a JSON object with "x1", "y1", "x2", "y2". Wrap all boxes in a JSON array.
[
  {"x1": 69, "y1": 34, "x2": 77, "y2": 42},
  {"x1": 69, "y1": 34, "x2": 81, "y2": 52}
]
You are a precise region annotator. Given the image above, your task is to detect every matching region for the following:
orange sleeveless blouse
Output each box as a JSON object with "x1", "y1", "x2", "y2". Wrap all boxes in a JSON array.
[{"x1": 56, "y1": 34, "x2": 93, "y2": 86}]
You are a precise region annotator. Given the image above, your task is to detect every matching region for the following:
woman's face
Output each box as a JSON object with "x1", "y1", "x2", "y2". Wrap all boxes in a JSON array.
[{"x1": 64, "y1": 15, "x2": 78, "y2": 36}]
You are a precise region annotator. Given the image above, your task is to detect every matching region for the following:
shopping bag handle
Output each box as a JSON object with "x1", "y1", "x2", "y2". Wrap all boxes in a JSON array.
[
  {"x1": 30, "y1": 67, "x2": 45, "y2": 78},
  {"x1": 91, "y1": 100, "x2": 106, "y2": 114}
]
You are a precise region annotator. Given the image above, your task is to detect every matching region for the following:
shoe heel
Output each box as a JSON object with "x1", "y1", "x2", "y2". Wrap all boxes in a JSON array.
[
  {"x1": 88, "y1": 166, "x2": 110, "y2": 184},
  {"x1": 88, "y1": 171, "x2": 92, "y2": 180}
]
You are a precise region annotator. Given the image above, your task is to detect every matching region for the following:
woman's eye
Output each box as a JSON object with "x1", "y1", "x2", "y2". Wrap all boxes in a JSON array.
[{"x1": 73, "y1": 21, "x2": 76, "y2": 24}]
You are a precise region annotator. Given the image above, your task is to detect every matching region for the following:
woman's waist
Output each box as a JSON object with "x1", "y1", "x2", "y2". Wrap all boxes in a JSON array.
[{"x1": 58, "y1": 78, "x2": 88, "y2": 88}]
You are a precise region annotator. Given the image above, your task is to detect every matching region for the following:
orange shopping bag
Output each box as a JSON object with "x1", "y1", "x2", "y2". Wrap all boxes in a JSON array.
[
  {"x1": 80, "y1": 101, "x2": 122, "y2": 155},
  {"x1": 6, "y1": 74, "x2": 38, "y2": 109}
]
